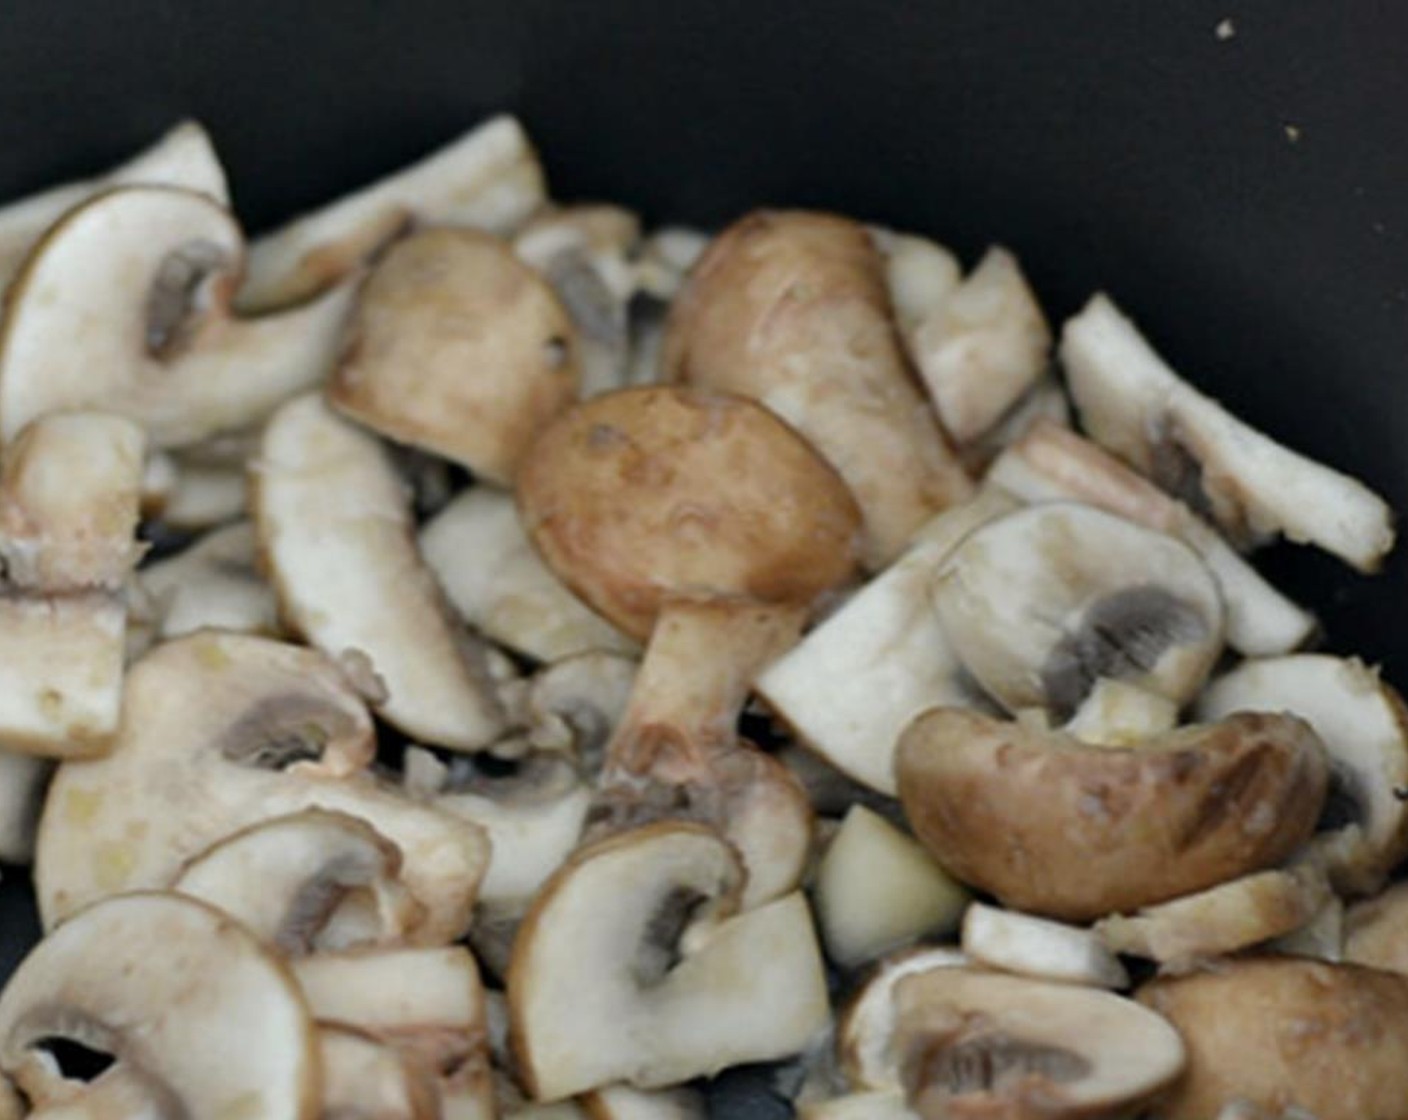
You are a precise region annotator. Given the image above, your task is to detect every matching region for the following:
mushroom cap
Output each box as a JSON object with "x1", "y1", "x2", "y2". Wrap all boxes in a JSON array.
[
  {"x1": 897, "y1": 707, "x2": 1328, "y2": 921},
  {"x1": 516, "y1": 385, "x2": 862, "y2": 641},
  {"x1": 0, "y1": 892, "x2": 318, "y2": 1120},
  {"x1": 329, "y1": 227, "x2": 580, "y2": 485},
  {"x1": 1138, "y1": 957, "x2": 1408, "y2": 1120}
]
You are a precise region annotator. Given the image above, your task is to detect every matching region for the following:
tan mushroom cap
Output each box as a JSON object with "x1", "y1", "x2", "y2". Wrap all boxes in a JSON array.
[
  {"x1": 1138, "y1": 957, "x2": 1408, "y2": 1120},
  {"x1": 897, "y1": 708, "x2": 1328, "y2": 921}
]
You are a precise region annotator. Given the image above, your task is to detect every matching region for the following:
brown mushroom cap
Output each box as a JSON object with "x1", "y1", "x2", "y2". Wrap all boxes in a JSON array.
[{"x1": 896, "y1": 708, "x2": 1328, "y2": 921}]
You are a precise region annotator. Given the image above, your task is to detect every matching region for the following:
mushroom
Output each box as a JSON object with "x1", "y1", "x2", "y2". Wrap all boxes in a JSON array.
[
  {"x1": 319, "y1": 1025, "x2": 439, "y2": 1120},
  {"x1": 1137, "y1": 958, "x2": 1408, "y2": 1120},
  {"x1": 327, "y1": 228, "x2": 581, "y2": 485},
  {"x1": 35, "y1": 631, "x2": 490, "y2": 942},
  {"x1": 627, "y1": 227, "x2": 709, "y2": 389},
  {"x1": 757, "y1": 488, "x2": 1015, "y2": 795},
  {"x1": 1197, "y1": 654, "x2": 1408, "y2": 894},
  {"x1": 170, "y1": 808, "x2": 422, "y2": 953},
  {"x1": 1343, "y1": 880, "x2": 1408, "y2": 975},
  {"x1": 0, "y1": 187, "x2": 355, "y2": 449},
  {"x1": 896, "y1": 707, "x2": 1328, "y2": 921},
  {"x1": 517, "y1": 385, "x2": 861, "y2": 906},
  {"x1": 507, "y1": 823, "x2": 830, "y2": 1100},
  {"x1": 798, "y1": 1091, "x2": 916, "y2": 1120},
  {"x1": 871, "y1": 228, "x2": 961, "y2": 340},
  {"x1": 987, "y1": 419, "x2": 1315, "y2": 655},
  {"x1": 1060, "y1": 294, "x2": 1394, "y2": 572},
  {"x1": 0, "y1": 750, "x2": 51, "y2": 864},
  {"x1": 892, "y1": 968, "x2": 1185, "y2": 1120},
  {"x1": 139, "y1": 521, "x2": 281, "y2": 641},
  {"x1": 1061, "y1": 678, "x2": 1179, "y2": 747},
  {"x1": 239, "y1": 114, "x2": 547, "y2": 312},
  {"x1": 0, "y1": 412, "x2": 145, "y2": 757},
  {"x1": 814, "y1": 805, "x2": 969, "y2": 969},
  {"x1": 521, "y1": 652, "x2": 638, "y2": 765},
  {"x1": 662, "y1": 209, "x2": 973, "y2": 568},
  {"x1": 956, "y1": 372, "x2": 1072, "y2": 476},
  {"x1": 254, "y1": 394, "x2": 506, "y2": 752},
  {"x1": 960, "y1": 902, "x2": 1129, "y2": 989},
  {"x1": 0, "y1": 892, "x2": 317, "y2": 1119},
  {"x1": 420, "y1": 488, "x2": 636, "y2": 664},
  {"x1": 933, "y1": 502, "x2": 1226, "y2": 718},
  {"x1": 580, "y1": 1085, "x2": 706, "y2": 1120}
]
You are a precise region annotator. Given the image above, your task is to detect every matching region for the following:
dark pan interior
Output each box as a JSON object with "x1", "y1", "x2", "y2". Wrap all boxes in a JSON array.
[{"x1": 0, "y1": 1, "x2": 1405, "y2": 1113}]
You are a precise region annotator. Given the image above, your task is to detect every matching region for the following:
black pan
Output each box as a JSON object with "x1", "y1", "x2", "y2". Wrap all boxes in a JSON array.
[{"x1": 0, "y1": 1, "x2": 1404, "y2": 1113}]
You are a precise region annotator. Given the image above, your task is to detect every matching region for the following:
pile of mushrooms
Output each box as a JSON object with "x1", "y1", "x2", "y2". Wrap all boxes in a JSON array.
[{"x1": 0, "y1": 114, "x2": 1403, "y2": 1120}]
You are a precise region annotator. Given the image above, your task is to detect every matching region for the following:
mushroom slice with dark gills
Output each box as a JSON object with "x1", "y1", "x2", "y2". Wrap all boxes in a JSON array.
[
  {"x1": 0, "y1": 187, "x2": 355, "y2": 449},
  {"x1": 507, "y1": 823, "x2": 830, "y2": 1100},
  {"x1": 35, "y1": 631, "x2": 489, "y2": 943},
  {"x1": 933, "y1": 502, "x2": 1225, "y2": 719}
]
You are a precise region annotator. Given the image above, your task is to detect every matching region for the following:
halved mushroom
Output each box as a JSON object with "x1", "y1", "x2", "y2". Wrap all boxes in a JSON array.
[
  {"x1": 0, "y1": 750, "x2": 51, "y2": 864},
  {"x1": 663, "y1": 209, "x2": 973, "y2": 568},
  {"x1": 328, "y1": 228, "x2": 580, "y2": 484},
  {"x1": 1061, "y1": 678, "x2": 1180, "y2": 747},
  {"x1": 934, "y1": 502, "x2": 1226, "y2": 718},
  {"x1": 814, "y1": 805, "x2": 969, "y2": 969},
  {"x1": 255, "y1": 394, "x2": 505, "y2": 751},
  {"x1": 239, "y1": 115, "x2": 546, "y2": 312},
  {"x1": 1197, "y1": 654, "x2": 1408, "y2": 894},
  {"x1": 988, "y1": 419, "x2": 1316, "y2": 655},
  {"x1": 1061, "y1": 294, "x2": 1395, "y2": 572},
  {"x1": 170, "y1": 808, "x2": 421, "y2": 953},
  {"x1": 581, "y1": 1085, "x2": 706, "y2": 1120},
  {"x1": 0, "y1": 187, "x2": 355, "y2": 449},
  {"x1": 508, "y1": 823, "x2": 830, "y2": 1100},
  {"x1": 36, "y1": 631, "x2": 489, "y2": 941},
  {"x1": 897, "y1": 707, "x2": 1328, "y2": 921},
  {"x1": 139, "y1": 521, "x2": 280, "y2": 640},
  {"x1": 893, "y1": 968, "x2": 1185, "y2": 1119},
  {"x1": 421, "y1": 488, "x2": 636, "y2": 664},
  {"x1": 0, "y1": 892, "x2": 317, "y2": 1119},
  {"x1": 1138, "y1": 958, "x2": 1408, "y2": 1119},
  {"x1": 1343, "y1": 880, "x2": 1408, "y2": 975},
  {"x1": 518, "y1": 386, "x2": 861, "y2": 905},
  {"x1": 960, "y1": 902, "x2": 1129, "y2": 989},
  {"x1": 319, "y1": 1025, "x2": 439, "y2": 1120}
]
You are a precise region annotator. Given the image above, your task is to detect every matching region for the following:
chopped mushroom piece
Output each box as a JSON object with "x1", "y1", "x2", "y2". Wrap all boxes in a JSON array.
[
  {"x1": 0, "y1": 892, "x2": 317, "y2": 1120},
  {"x1": 1343, "y1": 880, "x2": 1408, "y2": 975},
  {"x1": 521, "y1": 652, "x2": 638, "y2": 765},
  {"x1": 663, "y1": 209, "x2": 973, "y2": 567},
  {"x1": 319, "y1": 1025, "x2": 439, "y2": 1120},
  {"x1": 956, "y1": 372, "x2": 1073, "y2": 476},
  {"x1": 0, "y1": 750, "x2": 50, "y2": 864},
  {"x1": 1062, "y1": 678, "x2": 1179, "y2": 747},
  {"x1": 872, "y1": 228, "x2": 961, "y2": 339},
  {"x1": 139, "y1": 521, "x2": 280, "y2": 640},
  {"x1": 1061, "y1": 294, "x2": 1395, "y2": 572},
  {"x1": 0, "y1": 187, "x2": 355, "y2": 448},
  {"x1": 961, "y1": 902, "x2": 1129, "y2": 989},
  {"x1": 239, "y1": 115, "x2": 547, "y2": 312},
  {"x1": 798, "y1": 1091, "x2": 916, "y2": 1120},
  {"x1": 581, "y1": 1085, "x2": 706, "y2": 1120},
  {"x1": 255, "y1": 394, "x2": 505, "y2": 751},
  {"x1": 152, "y1": 458, "x2": 248, "y2": 530}
]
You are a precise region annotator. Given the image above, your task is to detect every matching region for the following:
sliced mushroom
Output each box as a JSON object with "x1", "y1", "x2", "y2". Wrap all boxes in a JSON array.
[
  {"x1": 0, "y1": 750, "x2": 51, "y2": 864},
  {"x1": 871, "y1": 228, "x2": 961, "y2": 339},
  {"x1": 1061, "y1": 294, "x2": 1395, "y2": 572},
  {"x1": 1097, "y1": 865, "x2": 1332, "y2": 970},
  {"x1": 319, "y1": 1025, "x2": 439, "y2": 1120},
  {"x1": 36, "y1": 631, "x2": 489, "y2": 941},
  {"x1": 663, "y1": 210, "x2": 973, "y2": 568},
  {"x1": 12, "y1": 1067, "x2": 167, "y2": 1120},
  {"x1": 893, "y1": 968, "x2": 1185, "y2": 1119},
  {"x1": 522, "y1": 652, "x2": 638, "y2": 765},
  {"x1": 934, "y1": 502, "x2": 1225, "y2": 718},
  {"x1": 988, "y1": 419, "x2": 1315, "y2": 655},
  {"x1": 1138, "y1": 958, "x2": 1408, "y2": 1120},
  {"x1": 139, "y1": 521, "x2": 280, "y2": 640},
  {"x1": 634, "y1": 227, "x2": 709, "y2": 302},
  {"x1": 897, "y1": 708, "x2": 1328, "y2": 921},
  {"x1": 421, "y1": 488, "x2": 636, "y2": 664},
  {"x1": 814, "y1": 805, "x2": 969, "y2": 969},
  {"x1": 581, "y1": 1085, "x2": 706, "y2": 1120},
  {"x1": 0, "y1": 187, "x2": 354, "y2": 449},
  {"x1": 957, "y1": 372, "x2": 1072, "y2": 476},
  {"x1": 1344, "y1": 880, "x2": 1408, "y2": 975},
  {"x1": 255, "y1": 394, "x2": 505, "y2": 751},
  {"x1": 239, "y1": 115, "x2": 546, "y2": 312},
  {"x1": 757, "y1": 488, "x2": 1015, "y2": 795},
  {"x1": 1062, "y1": 678, "x2": 1179, "y2": 747},
  {"x1": 798, "y1": 1091, "x2": 916, "y2": 1120},
  {"x1": 508, "y1": 823, "x2": 830, "y2": 1100},
  {"x1": 1269, "y1": 891, "x2": 1345, "y2": 963},
  {"x1": 328, "y1": 228, "x2": 580, "y2": 484},
  {"x1": 152, "y1": 458, "x2": 248, "y2": 530},
  {"x1": 960, "y1": 902, "x2": 1129, "y2": 989},
  {"x1": 1197, "y1": 654, "x2": 1408, "y2": 894},
  {"x1": 0, "y1": 892, "x2": 317, "y2": 1119}
]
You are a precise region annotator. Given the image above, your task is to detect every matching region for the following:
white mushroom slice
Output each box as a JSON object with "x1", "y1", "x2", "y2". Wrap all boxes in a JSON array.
[
  {"x1": 508, "y1": 823, "x2": 830, "y2": 1100},
  {"x1": 798, "y1": 1092, "x2": 916, "y2": 1120},
  {"x1": 1344, "y1": 880, "x2": 1408, "y2": 975},
  {"x1": 0, "y1": 892, "x2": 317, "y2": 1119},
  {"x1": 320, "y1": 1026, "x2": 438, "y2": 1120},
  {"x1": 171, "y1": 808, "x2": 421, "y2": 953},
  {"x1": 155, "y1": 459, "x2": 248, "y2": 530},
  {"x1": 815, "y1": 806, "x2": 969, "y2": 969},
  {"x1": 907, "y1": 246, "x2": 1052, "y2": 444},
  {"x1": 757, "y1": 489, "x2": 1017, "y2": 794},
  {"x1": 421, "y1": 489, "x2": 636, "y2": 664},
  {"x1": 1061, "y1": 294, "x2": 1395, "y2": 571},
  {"x1": 0, "y1": 187, "x2": 354, "y2": 449},
  {"x1": 255, "y1": 394, "x2": 505, "y2": 751},
  {"x1": 1063, "y1": 678, "x2": 1179, "y2": 747},
  {"x1": 139, "y1": 522, "x2": 280, "y2": 640},
  {"x1": 0, "y1": 120, "x2": 228, "y2": 294},
  {"x1": 988, "y1": 419, "x2": 1315, "y2": 655},
  {"x1": 0, "y1": 750, "x2": 51, "y2": 864},
  {"x1": 523, "y1": 653, "x2": 638, "y2": 764},
  {"x1": 871, "y1": 228, "x2": 961, "y2": 338},
  {"x1": 240, "y1": 115, "x2": 547, "y2": 312},
  {"x1": 935, "y1": 502, "x2": 1225, "y2": 717},
  {"x1": 961, "y1": 902, "x2": 1129, "y2": 989},
  {"x1": 957, "y1": 372, "x2": 1072, "y2": 476},
  {"x1": 581, "y1": 1085, "x2": 705, "y2": 1120},
  {"x1": 1197, "y1": 654, "x2": 1408, "y2": 894},
  {"x1": 1270, "y1": 892, "x2": 1345, "y2": 962},
  {"x1": 36, "y1": 631, "x2": 489, "y2": 941},
  {"x1": 292, "y1": 945, "x2": 484, "y2": 1039}
]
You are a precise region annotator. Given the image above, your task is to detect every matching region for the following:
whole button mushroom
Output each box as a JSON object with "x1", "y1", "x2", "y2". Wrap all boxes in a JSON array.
[{"x1": 663, "y1": 210, "x2": 973, "y2": 568}]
